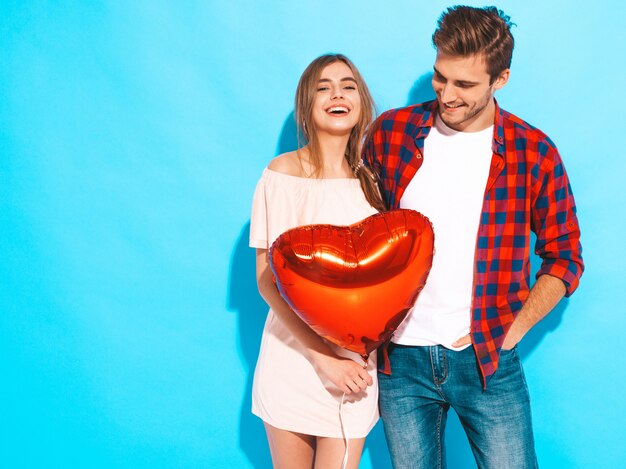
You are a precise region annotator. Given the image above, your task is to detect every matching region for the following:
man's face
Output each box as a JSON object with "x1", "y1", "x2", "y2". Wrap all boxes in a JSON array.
[{"x1": 432, "y1": 52, "x2": 509, "y2": 132}]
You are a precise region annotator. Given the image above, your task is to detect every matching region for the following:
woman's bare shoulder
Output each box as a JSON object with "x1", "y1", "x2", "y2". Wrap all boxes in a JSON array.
[{"x1": 267, "y1": 151, "x2": 305, "y2": 177}]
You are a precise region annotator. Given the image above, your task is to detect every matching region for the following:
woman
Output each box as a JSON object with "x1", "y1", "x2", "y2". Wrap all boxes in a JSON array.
[{"x1": 249, "y1": 54, "x2": 385, "y2": 468}]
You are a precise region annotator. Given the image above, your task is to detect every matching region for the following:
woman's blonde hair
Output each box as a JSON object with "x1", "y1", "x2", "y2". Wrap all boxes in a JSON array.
[{"x1": 294, "y1": 54, "x2": 385, "y2": 212}]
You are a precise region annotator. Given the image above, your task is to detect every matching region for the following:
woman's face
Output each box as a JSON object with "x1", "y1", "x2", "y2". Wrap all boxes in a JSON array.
[{"x1": 311, "y1": 61, "x2": 361, "y2": 137}]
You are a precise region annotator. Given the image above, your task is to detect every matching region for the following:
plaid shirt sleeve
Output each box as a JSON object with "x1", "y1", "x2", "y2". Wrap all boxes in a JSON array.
[
  {"x1": 363, "y1": 106, "x2": 431, "y2": 210},
  {"x1": 531, "y1": 138, "x2": 583, "y2": 295},
  {"x1": 363, "y1": 110, "x2": 403, "y2": 210}
]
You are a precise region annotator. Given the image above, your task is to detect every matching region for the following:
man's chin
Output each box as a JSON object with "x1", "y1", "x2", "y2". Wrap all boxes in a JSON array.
[{"x1": 439, "y1": 113, "x2": 465, "y2": 130}]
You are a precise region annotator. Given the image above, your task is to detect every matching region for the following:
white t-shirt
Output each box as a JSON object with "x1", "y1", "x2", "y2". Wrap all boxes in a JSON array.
[{"x1": 395, "y1": 115, "x2": 493, "y2": 349}]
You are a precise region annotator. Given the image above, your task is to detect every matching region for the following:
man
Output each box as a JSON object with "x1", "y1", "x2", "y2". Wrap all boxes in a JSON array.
[{"x1": 363, "y1": 6, "x2": 584, "y2": 468}]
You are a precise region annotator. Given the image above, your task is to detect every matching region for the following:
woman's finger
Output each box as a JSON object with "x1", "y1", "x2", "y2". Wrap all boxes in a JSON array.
[{"x1": 359, "y1": 368, "x2": 373, "y2": 386}]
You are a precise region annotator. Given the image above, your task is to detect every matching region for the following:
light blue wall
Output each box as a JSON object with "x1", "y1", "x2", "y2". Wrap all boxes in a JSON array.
[{"x1": 2, "y1": 1, "x2": 624, "y2": 467}]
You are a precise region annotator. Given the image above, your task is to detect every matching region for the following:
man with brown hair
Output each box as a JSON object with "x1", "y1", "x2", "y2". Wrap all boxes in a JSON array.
[{"x1": 363, "y1": 6, "x2": 583, "y2": 468}]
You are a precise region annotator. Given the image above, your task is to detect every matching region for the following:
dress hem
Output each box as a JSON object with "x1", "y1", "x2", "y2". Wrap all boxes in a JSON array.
[{"x1": 251, "y1": 408, "x2": 378, "y2": 439}]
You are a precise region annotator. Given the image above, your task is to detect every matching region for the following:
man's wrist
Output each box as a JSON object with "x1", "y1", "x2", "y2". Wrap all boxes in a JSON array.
[{"x1": 503, "y1": 324, "x2": 525, "y2": 349}]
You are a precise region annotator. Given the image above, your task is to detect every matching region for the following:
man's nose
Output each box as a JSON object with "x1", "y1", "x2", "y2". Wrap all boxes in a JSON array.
[{"x1": 439, "y1": 83, "x2": 457, "y2": 103}]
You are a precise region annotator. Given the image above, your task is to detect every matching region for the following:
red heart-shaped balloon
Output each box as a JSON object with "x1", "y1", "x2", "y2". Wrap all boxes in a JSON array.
[{"x1": 269, "y1": 209, "x2": 434, "y2": 359}]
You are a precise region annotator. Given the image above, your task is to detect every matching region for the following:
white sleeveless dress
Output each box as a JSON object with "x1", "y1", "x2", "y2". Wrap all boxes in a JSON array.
[{"x1": 249, "y1": 168, "x2": 379, "y2": 438}]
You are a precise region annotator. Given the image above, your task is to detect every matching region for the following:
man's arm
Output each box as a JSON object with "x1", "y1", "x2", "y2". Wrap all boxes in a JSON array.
[
  {"x1": 456, "y1": 250, "x2": 579, "y2": 350},
  {"x1": 501, "y1": 274, "x2": 565, "y2": 349},
  {"x1": 453, "y1": 140, "x2": 583, "y2": 351},
  {"x1": 500, "y1": 143, "x2": 582, "y2": 348},
  {"x1": 452, "y1": 274, "x2": 566, "y2": 349},
  {"x1": 532, "y1": 142, "x2": 584, "y2": 296}
]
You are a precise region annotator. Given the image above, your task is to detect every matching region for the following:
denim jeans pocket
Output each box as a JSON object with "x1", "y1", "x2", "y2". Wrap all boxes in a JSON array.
[
  {"x1": 493, "y1": 345, "x2": 530, "y2": 391},
  {"x1": 499, "y1": 345, "x2": 518, "y2": 360}
]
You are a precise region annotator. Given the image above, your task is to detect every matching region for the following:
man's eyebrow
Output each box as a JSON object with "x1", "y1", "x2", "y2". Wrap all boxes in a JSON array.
[{"x1": 433, "y1": 67, "x2": 480, "y2": 85}]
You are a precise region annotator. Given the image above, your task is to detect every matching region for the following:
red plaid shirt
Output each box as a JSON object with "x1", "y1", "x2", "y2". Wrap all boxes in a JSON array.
[{"x1": 363, "y1": 100, "x2": 583, "y2": 385}]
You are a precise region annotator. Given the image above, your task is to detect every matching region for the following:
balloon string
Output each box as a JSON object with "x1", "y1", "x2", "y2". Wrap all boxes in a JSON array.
[{"x1": 339, "y1": 392, "x2": 349, "y2": 469}]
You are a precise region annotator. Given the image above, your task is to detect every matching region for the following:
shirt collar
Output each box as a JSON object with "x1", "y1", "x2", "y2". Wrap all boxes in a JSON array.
[
  {"x1": 416, "y1": 99, "x2": 506, "y2": 156},
  {"x1": 414, "y1": 100, "x2": 437, "y2": 140},
  {"x1": 492, "y1": 100, "x2": 505, "y2": 156}
]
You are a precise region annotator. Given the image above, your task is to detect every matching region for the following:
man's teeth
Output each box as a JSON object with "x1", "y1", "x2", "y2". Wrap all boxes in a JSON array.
[{"x1": 446, "y1": 103, "x2": 462, "y2": 108}]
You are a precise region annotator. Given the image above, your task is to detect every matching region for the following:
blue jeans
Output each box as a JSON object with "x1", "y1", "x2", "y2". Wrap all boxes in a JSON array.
[{"x1": 378, "y1": 344, "x2": 537, "y2": 469}]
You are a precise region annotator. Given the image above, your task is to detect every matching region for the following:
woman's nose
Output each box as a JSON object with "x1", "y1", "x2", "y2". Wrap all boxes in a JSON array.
[{"x1": 331, "y1": 85, "x2": 344, "y2": 99}]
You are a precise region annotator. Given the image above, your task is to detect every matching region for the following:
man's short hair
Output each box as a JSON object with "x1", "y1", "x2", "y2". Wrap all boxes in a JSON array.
[{"x1": 432, "y1": 6, "x2": 514, "y2": 83}]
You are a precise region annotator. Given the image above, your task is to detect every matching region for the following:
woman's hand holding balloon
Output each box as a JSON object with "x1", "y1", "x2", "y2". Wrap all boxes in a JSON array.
[
  {"x1": 256, "y1": 248, "x2": 355, "y2": 369},
  {"x1": 257, "y1": 249, "x2": 371, "y2": 394},
  {"x1": 308, "y1": 350, "x2": 373, "y2": 395}
]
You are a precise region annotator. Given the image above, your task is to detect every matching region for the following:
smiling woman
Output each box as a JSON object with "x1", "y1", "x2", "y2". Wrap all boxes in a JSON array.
[
  {"x1": 247, "y1": 54, "x2": 384, "y2": 469},
  {"x1": 311, "y1": 63, "x2": 361, "y2": 137},
  {"x1": 288, "y1": 55, "x2": 385, "y2": 210}
]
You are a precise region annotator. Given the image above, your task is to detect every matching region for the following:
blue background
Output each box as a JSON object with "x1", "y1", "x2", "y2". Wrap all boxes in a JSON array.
[{"x1": 2, "y1": 1, "x2": 625, "y2": 468}]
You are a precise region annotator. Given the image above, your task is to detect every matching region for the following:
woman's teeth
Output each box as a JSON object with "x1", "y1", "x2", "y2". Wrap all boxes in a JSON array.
[{"x1": 328, "y1": 106, "x2": 349, "y2": 114}]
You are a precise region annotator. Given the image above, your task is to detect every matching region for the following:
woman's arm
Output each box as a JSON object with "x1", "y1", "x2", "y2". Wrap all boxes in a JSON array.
[{"x1": 256, "y1": 248, "x2": 373, "y2": 394}]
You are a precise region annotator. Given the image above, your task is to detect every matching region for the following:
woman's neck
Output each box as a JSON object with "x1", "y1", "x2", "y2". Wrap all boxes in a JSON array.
[{"x1": 316, "y1": 133, "x2": 352, "y2": 178}]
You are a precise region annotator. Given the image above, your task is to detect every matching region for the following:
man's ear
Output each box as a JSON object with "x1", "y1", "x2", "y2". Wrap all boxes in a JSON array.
[{"x1": 493, "y1": 69, "x2": 510, "y2": 90}]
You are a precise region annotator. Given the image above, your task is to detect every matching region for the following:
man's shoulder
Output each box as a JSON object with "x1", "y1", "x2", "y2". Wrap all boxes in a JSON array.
[
  {"x1": 499, "y1": 107, "x2": 557, "y2": 150},
  {"x1": 375, "y1": 100, "x2": 436, "y2": 133}
]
